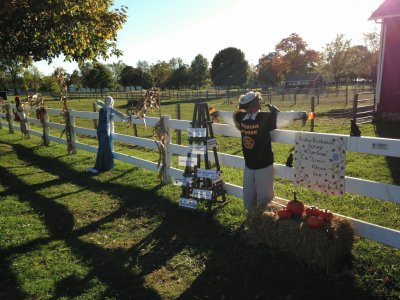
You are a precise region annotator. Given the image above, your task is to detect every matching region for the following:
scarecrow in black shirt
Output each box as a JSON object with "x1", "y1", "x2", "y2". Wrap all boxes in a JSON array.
[{"x1": 214, "y1": 91, "x2": 307, "y2": 211}]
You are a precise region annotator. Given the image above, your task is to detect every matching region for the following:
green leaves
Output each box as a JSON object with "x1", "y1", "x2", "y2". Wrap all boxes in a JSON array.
[{"x1": 0, "y1": 0, "x2": 127, "y2": 65}]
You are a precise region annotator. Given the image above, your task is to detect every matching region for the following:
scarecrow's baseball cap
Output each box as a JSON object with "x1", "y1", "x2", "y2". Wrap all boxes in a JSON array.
[{"x1": 238, "y1": 91, "x2": 261, "y2": 109}]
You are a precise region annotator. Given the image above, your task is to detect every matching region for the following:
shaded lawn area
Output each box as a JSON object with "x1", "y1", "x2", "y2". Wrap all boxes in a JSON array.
[{"x1": 0, "y1": 131, "x2": 399, "y2": 300}]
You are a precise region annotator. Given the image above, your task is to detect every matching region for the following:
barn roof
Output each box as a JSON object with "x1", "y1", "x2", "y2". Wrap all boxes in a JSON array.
[{"x1": 369, "y1": 0, "x2": 400, "y2": 20}]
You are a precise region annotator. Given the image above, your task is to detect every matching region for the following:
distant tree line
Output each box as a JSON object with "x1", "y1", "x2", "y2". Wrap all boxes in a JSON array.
[{"x1": 0, "y1": 1, "x2": 380, "y2": 94}]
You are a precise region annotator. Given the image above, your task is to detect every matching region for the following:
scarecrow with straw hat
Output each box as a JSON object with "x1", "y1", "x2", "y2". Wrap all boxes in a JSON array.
[{"x1": 212, "y1": 91, "x2": 308, "y2": 212}]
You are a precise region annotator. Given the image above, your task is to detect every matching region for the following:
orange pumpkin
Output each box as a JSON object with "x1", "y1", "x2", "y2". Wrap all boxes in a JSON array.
[
  {"x1": 287, "y1": 192, "x2": 304, "y2": 216},
  {"x1": 277, "y1": 208, "x2": 293, "y2": 219},
  {"x1": 305, "y1": 206, "x2": 321, "y2": 217},
  {"x1": 307, "y1": 216, "x2": 325, "y2": 229},
  {"x1": 319, "y1": 209, "x2": 333, "y2": 222}
]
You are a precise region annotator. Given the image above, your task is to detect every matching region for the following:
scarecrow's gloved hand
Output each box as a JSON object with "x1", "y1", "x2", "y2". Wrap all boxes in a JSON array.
[
  {"x1": 299, "y1": 111, "x2": 308, "y2": 126},
  {"x1": 123, "y1": 115, "x2": 130, "y2": 123},
  {"x1": 209, "y1": 106, "x2": 220, "y2": 121}
]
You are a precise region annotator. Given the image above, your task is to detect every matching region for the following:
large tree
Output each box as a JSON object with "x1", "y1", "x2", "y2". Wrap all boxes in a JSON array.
[
  {"x1": 322, "y1": 34, "x2": 352, "y2": 84},
  {"x1": 255, "y1": 52, "x2": 285, "y2": 86},
  {"x1": 151, "y1": 61, "x2": 172, "y2": 89},
  {"x1": 119, "y1": 66, "x2": 152, "y2": 90},
  {"x1": 275, "y1": 33, "x2": 320, "y2": 75},
  {"x1": 23, "y1": 66, "x2": 43, "y2": 91},
  {"x1": 83, "y1": 64, "x2": 113, "y2": 95},
  {"x1": 168, "y1": 65, "x2": 191, "y2": 89},
  {"x1": 108, "y1": 60, "x2": 126, "y2": 89},
  {"x1": 0, "y1": 1, "x2": 127, "y2": 65},
  {"x1": 1, "y1": 57, "x2": 32, "y2": 94},
  {"x1": 210, "y1": 47, "x2": 249, "y2": 87},
  {"x1": 190, "y1": 54, "x2": 209, "y2": 88}
]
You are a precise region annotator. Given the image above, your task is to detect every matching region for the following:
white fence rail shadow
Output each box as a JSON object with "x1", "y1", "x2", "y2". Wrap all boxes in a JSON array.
[{"x1": 1, "y1": 104, "x2": 400, "y2": 249}]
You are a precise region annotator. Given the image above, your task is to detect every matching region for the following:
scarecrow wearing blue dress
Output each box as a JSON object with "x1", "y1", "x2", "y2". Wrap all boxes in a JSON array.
[{"x1": 87, "y1": 96, "x2": 125, "y2": 173}]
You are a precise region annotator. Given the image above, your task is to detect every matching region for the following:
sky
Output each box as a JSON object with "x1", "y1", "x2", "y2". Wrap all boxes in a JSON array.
[{"x1": 34, "y1": 0, "x2": 384, "y2": 75}]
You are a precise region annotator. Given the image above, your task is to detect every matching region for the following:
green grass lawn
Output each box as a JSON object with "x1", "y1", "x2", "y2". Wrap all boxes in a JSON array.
[{"x1": 1, "y1": 95, "x2": 399, "y2": 299}]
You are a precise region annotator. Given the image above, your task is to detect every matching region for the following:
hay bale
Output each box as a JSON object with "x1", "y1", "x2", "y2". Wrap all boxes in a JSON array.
[{"x1": 247, "y1": 204, "x2": 354, "y2": 272}]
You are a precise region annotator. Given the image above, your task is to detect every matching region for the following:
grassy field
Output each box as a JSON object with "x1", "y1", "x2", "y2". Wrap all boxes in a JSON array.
[{"x1": 1, "y1": 94, "x2": 399, "y2": 299}]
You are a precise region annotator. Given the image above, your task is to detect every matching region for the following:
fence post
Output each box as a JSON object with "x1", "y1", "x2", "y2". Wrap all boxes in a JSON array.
[
  {"x1": 42, "y1": 109, "x2": 50, "y2": 146},
  {"x1": 69, "y1": 108, "x2": 77, "y2": 154},
  {"x1": 6, "y1": 103, "x2": 14, "y2": 133},
  {"x1": 352, "y1": 93, "x2": 358, "y2": 122},
  {"x1": 175, "y1": 104, "x2": 181, "y2": 145},
  {"x1": 162, "y1": 115, "x2": 172, "y2": 184},
  {"x1": 345, "y1": 85, "x2": 349, "y2": 106},
  {"x1": 92, "y1": 102, "x2": 97, "y2": 129},
  {"x1": 310, "y1": 96, "x2": 315, "y2": 132}
]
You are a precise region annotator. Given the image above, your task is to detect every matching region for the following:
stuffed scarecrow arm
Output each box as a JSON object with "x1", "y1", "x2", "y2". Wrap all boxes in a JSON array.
[
  {"x1": 215, "y1": 111, "x2": 238, "y2": 128},
  {"x1": 110, "y1": 108, "x2": 125, "y2": 121},
  {"x1": 276, "y1": 111, "x2": 308, "y2": 129},
  {"x1": 96, "y1": 99, "x2": 126, "y2": 121}
]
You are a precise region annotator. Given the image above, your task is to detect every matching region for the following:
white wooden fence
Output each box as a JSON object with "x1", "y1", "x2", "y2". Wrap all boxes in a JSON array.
[{"x1": 1, "y1": 104, "x2": 400, "y2": 249}]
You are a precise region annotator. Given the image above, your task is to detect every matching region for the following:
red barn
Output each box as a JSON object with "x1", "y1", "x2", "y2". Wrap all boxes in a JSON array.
[{"x1": 369, "y1": 0, "x2": 400, "y2": 120}]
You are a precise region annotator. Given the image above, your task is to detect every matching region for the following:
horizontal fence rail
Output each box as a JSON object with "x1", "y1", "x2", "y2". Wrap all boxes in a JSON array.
[{"x1": 1, "y1": 105, "x2": 400, "y2": 249}]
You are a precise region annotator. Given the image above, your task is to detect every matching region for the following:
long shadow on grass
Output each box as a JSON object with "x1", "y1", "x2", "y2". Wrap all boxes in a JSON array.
[
  {"x1": 0, "y1": 145, "x2": 163, "y2": 299},
  {"x1": 1, "y1": 142, "x2": 383, "y2": 300}
]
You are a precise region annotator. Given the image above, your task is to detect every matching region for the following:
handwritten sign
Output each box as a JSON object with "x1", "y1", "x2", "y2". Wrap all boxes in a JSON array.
[
  {"x1": 188, "y1": 127, "x2": 207, "y2": 138},
  {"x1": 294, "y1": 133, "x2": 346, "y2": 196}
]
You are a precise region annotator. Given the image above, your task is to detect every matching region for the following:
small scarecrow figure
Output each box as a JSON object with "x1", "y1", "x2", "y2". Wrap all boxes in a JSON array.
[
  {"x1": 86, "y1": 96, "x2": 125, "y2": 173},
  {"x1": 15, "y1": 96, "x2": 30, "y2": 139}
]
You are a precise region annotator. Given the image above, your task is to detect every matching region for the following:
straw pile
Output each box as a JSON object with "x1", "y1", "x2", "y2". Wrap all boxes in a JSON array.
[{"x1": 247, "y1": 204, "x2": 355, "y2": 272}]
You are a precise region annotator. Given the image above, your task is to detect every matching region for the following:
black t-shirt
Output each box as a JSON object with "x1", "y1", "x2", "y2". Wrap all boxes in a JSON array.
[{"x1": 235, "y1": 111, "x2": 277, "y2": 170}]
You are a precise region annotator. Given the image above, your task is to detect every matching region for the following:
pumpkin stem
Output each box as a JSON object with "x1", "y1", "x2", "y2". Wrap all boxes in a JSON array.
[{"x1": 293, "y1": 191, "x2": 297, "y2": 201}]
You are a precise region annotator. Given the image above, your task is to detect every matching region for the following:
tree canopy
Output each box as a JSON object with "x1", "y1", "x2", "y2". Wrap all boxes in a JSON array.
[
  {"x1": 0, "y1": 0, "x2": 127, "y2": 65},
  {"x1": 210, "y1": 47, "x2": 249, "y2": 87},
  {"x1": 275, "y1": 33, "x2": 320, "y2": 75},
  {"x1": 190, "y1": 54, "x2": 209, "y2": 88},
  {"x1": 83, "y1": 63, "x2": 113, "y2": 94}
]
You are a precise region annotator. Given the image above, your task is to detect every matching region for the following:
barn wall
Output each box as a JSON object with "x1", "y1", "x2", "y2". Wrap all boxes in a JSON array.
[{"x1": 379, "y1": 18, "x2": 400, "y2": 116}]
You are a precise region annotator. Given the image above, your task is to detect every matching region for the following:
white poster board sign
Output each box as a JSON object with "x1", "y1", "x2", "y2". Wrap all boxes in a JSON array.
[
  {"x1": 188, "y1": 144, "x2": 207, "y2": 155},
  {"x1": 178, "y1": 156, "x2": 198, "y2": 167},
  {"x1": 196, "y1": 168, "x2": 218, "y2": 179},
  {"x1": 192, "y1": 189, "x2": 213, "y2": 200},
  {"x1": 173, "y1": 177, "x2": 193, "y2": 186},
  {"x1": 294, "y1": 133, "x2": 346, "y2": 196},
  {"x1": 188, "y1": 127, "x2": 207, "y2": 138},
  {"x1": 179, "y1": 198, "x2": 197, "y2": 209}
]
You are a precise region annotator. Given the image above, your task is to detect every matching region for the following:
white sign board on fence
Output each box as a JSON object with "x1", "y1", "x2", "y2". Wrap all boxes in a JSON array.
[
  {"x1": 294, "y1": 132, "x2": 346, "y2": 196},
  {"x1": 173, "y1": 177, "x2": 193, "y2": 186},
  {"x1": 188, "y1": 127, "x2": 207, "y2": 138},
  {"x1": 178, "y1": 156, "x2": 198, "y2": 167},
  {"x1": 188, "y1": 144, "x2": 207, "y2": 155},
  {"x1": 196, "y1": 168, "x2": 219, "y2": 179},
  {"x1": 192, "y1": 189, "x2": 213, "y2": 200},
  {"x1": 179, "y1": 198, "x2": 197, "y2": 209},
  {"x1": 207, "y1": 138, "x2": 217, "y2": 149}
]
